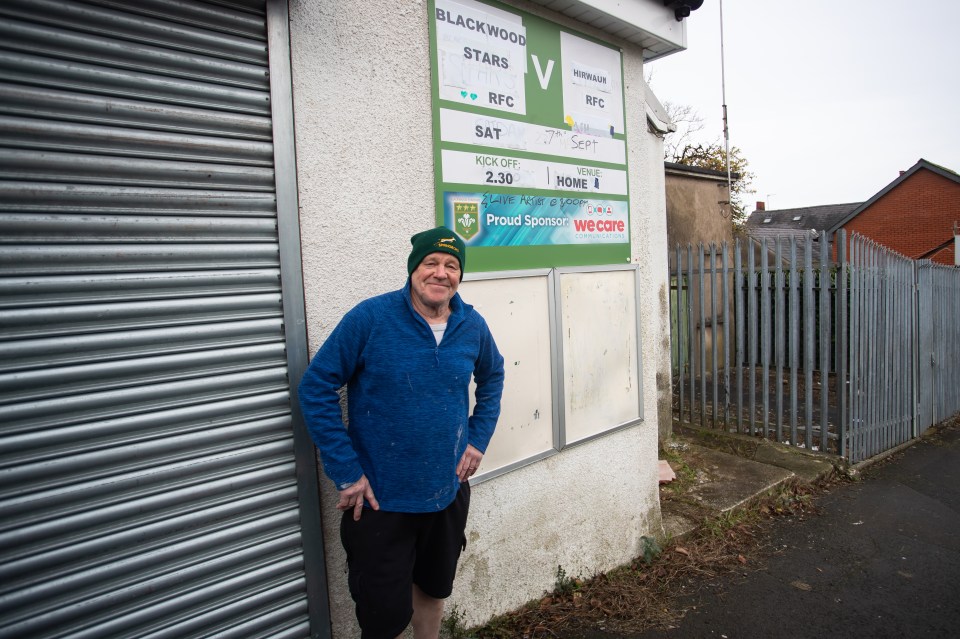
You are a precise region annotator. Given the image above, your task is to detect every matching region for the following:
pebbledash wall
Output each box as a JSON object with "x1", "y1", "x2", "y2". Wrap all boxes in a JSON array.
[{"x1": 289, "y1": 0, "x2": 674, "y2": 633}]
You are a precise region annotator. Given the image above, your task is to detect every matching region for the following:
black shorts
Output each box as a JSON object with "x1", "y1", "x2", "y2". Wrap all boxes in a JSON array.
[{"x1": 340, "y1": 482, "x2": 470, "y2": 639}]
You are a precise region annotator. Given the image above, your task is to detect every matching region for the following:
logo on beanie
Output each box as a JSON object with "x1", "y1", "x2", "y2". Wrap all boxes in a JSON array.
[
  {"x1": 435, "y1": 239, "x2": 461, "y2": 253},
  {"x1": 453, "y1": 200, "x2": 479, "y2": 240}
]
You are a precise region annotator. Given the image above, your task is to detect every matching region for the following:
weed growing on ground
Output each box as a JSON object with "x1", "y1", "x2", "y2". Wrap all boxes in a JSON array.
[
  {"x1": 439, "y1": 604, "x2": 470, "y2": 639},
  {"x1": 701, "y1": 504, "x2": 760, "y2": 538},
  {"x1": 640, "y1": 535, "x2": 662, "y2": 565},
  {"x1": 553, "y1": 564, "x2": 582, "y2": 596}
]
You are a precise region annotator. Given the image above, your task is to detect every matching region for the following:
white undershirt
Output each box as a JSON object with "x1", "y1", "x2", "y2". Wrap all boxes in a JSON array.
[{"x1": 430, "y1": 322, "x2": 446, "y2": 345}]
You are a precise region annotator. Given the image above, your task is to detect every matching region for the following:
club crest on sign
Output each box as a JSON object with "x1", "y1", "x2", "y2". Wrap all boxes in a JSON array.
[{"x1": 453, "y1": 200, "x2": 480, "y2": 240}]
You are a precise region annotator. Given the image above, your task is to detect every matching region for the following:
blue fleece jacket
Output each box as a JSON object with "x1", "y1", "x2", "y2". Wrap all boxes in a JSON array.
[{"x1": 298, "y1": 281, "x2": 505, "y2": 512}]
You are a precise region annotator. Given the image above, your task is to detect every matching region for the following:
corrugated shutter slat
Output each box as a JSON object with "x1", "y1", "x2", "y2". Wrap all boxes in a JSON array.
[
  {"x1": 0, "y1": 85, "x2": 272, "y2": 137},
  {"x1": 0, "y1": 51, "x2": 271, "y2": 114}
]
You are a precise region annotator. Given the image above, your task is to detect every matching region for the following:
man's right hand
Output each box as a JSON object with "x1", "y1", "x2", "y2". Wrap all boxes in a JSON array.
[{"x1": 336, "y1": 474, "x2": 380, "y2": 521}]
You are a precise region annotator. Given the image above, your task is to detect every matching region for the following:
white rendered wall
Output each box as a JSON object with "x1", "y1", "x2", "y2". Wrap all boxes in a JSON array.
[{"x1": 289, "y1": 0, "x2": 669, "y2": 634}]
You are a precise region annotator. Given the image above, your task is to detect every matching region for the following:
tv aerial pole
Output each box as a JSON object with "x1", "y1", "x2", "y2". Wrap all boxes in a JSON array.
[{"x1": 720, "y1": 0, "x2": 732, "y2": 219}]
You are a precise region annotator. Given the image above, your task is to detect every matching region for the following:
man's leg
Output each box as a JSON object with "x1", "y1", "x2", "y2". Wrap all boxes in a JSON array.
[
  {"x1": 410, "y1": 584, "x2": 444, "y2": 639},
  {"x1": 410, "y1": 483, "x2": 471, "y2": 639},
  {"x1": 341, "y1": 510, "x2": 416, "y2": 638}
]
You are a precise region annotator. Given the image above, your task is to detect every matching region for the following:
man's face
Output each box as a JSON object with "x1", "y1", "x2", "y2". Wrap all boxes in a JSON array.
[{"x1": 410, "y1": 251, "x2": 461, "y2": 311}]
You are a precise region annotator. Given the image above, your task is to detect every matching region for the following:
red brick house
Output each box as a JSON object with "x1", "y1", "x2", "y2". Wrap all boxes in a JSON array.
[{"x1": 827, "y1": 159, "x2": 960, "y2": 265}]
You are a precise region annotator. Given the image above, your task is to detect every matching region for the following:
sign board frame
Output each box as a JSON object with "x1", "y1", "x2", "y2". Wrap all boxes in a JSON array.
[{"x1": 428, "y1": 0, "x2": 632, "y2": 271}]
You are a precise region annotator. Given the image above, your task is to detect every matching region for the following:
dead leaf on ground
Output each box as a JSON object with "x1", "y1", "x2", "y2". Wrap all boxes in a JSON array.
[{"x1": 791, "y1": 580, "x2": 812, "y2": 591}]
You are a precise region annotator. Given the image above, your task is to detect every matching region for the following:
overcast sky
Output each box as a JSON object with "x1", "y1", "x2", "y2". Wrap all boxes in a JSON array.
[{"x1": 645, "y1": 0, "x2": 960, "y2": 211}]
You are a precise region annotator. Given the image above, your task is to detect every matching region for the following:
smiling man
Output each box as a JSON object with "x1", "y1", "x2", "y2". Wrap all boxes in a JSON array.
[{"x1": 298, "y1": 226, "x2": 505, "y2": 639}]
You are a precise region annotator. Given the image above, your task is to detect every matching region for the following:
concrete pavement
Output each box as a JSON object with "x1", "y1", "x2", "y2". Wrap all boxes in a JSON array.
[{"x1": 660, "y1": 426, "x2": 838, "y2": 542}]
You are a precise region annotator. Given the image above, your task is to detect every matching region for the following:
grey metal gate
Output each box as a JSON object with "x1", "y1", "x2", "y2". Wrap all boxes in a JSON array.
[
  {"x1": 844, "y1": 233, "x2": 917, "y2": 462},
  {"x1": 915, "y1": 259, "x2": 960, "y2": 433},
  {"x1": 0, "y1": 1, "x2": 328, "y2": 637}
]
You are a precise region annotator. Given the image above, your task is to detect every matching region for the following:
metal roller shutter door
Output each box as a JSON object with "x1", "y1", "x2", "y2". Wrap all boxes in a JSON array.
[{"x1": 0, "y1": 1, "x2": 327, "y2": 637}]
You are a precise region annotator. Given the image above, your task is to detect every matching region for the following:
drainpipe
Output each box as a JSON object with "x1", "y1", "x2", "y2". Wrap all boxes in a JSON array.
[{"x1": 954, "y1": 221, "x2": 959, "y2": 266}]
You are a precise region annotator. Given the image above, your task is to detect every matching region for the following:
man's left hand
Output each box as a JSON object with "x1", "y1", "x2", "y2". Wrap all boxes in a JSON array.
[{"x1": 456, "y1": 444, "x2": 483, "y2": 482}]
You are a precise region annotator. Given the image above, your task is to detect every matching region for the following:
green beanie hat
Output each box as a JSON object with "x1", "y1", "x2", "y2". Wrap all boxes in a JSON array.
[{"x1": 407, "y1": 226, "x2": 466, "y2": 275}]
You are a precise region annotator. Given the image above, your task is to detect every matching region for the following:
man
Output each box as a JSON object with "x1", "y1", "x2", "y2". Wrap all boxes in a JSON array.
[{"x1": 299, "y1": 226, "x2": 505, "y2": 638}]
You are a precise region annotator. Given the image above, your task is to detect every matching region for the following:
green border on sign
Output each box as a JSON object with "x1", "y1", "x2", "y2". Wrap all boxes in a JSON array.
[{"x1": 428, "y1": 0, "x2": 632, "y2": 272}]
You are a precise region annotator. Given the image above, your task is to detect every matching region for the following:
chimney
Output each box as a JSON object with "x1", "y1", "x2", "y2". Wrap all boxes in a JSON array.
[
  {"x1": 899, "y1": 171, "x2": 906, "y2": 176},
  {"x1": 756, "y1": 201, "x2": 765, "y2": 211}
]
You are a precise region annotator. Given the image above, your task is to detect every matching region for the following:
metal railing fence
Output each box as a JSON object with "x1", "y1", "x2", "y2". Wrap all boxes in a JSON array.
[{"x1": 670, "y1": 230, "x2": 960, "y2": 463}]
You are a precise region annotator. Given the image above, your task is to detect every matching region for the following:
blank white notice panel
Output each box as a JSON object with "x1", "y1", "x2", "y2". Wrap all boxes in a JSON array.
[
  {"x1": 459, "y1": 275, "x2": 554, "y2": 473},
  {"x1": 559, "y1": 268, "x2": 641, "y2": 444}
]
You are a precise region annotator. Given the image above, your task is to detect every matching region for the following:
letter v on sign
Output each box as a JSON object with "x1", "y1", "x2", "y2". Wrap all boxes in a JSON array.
[{"x1": 530, "y1": 54, "x2": 554, "y2": 90}]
